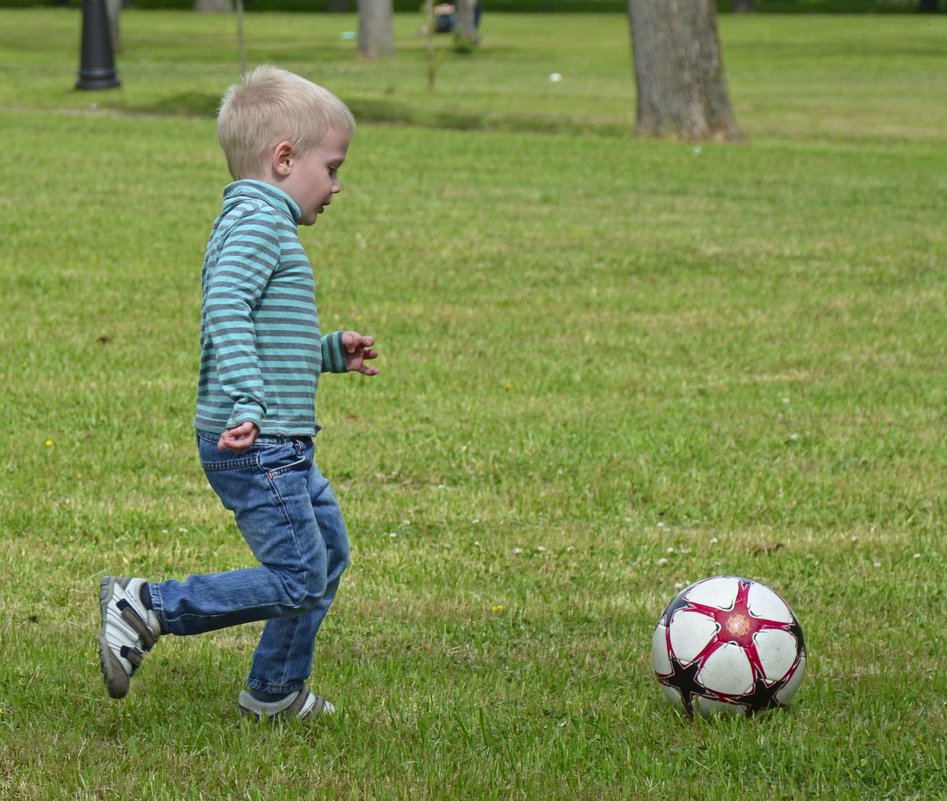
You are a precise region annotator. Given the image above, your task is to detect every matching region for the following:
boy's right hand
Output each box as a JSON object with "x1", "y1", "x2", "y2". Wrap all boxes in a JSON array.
[{"x1": 218, "y1": 422, "x2": 259, "y2": 455}]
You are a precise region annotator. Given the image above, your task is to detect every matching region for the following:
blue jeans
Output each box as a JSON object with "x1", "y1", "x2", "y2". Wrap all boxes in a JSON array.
[{"x1": 149, "y1": 432, "x2": 349, "y2": 695}]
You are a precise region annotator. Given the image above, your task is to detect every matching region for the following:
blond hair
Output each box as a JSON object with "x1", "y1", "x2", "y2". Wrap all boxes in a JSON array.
[{"x1": 217, "y1": 66, "x2": 355, "y2": 180}]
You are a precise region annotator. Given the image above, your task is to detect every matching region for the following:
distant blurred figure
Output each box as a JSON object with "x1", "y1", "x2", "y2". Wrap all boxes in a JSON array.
[
  {"x1": 433, "y1": 3, "x2": 456, "y2": 33},
  {"x1": 432, "y1": 1, "x2": 481, "y2": 34}
]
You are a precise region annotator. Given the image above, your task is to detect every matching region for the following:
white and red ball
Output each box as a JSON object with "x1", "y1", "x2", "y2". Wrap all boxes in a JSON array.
[{"x1": 651, "y1": 576, "x2": 805, "y2": 716}]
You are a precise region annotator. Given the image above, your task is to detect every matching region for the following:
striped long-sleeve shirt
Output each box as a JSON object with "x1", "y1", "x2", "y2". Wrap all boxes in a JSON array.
[{"x1": 194, "y1": 180, "x2": 347, "y2": 436}]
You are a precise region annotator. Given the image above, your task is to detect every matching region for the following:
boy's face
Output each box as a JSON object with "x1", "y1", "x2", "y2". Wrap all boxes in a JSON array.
[{"x1": 282, "y1": 126, "x2": 350, "y2": 226}]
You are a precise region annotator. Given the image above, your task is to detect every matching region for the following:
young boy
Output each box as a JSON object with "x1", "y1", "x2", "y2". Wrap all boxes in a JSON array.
[{"x1": 97, "y1": 66, "x2": 377, "y2": 722}]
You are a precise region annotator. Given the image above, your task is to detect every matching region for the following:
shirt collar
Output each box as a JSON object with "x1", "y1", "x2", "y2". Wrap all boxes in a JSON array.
[{"x1": 223, "y1": 179, "x2": 301, "y2": 225}]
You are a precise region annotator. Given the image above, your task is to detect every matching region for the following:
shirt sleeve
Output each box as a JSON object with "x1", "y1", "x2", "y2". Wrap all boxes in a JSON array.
[
  {"x1": 321, "y1": 331, "x2": 348, "y2": 373},
  {"x1": 203, "y1": 211, "x2": 280, "y2": 429}
]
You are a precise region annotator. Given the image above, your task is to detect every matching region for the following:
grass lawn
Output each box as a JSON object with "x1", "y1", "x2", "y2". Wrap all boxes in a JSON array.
[{"x1": 0, "y1": 9, "x2": 945, "y2": 800}]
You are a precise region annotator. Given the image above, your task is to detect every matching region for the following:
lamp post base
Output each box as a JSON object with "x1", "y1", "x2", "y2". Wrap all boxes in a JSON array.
[
  {"x1": 76, "y1": 0, "x2": 120, "y2": 91},
  {"x1": 76, "y1": 69, "x2": 120, "y2": 91}
]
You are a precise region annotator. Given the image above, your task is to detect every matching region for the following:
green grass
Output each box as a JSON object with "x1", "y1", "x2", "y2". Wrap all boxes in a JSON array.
[{"x1": 1, "y1": 9, "x2": 945, "y2": 800}]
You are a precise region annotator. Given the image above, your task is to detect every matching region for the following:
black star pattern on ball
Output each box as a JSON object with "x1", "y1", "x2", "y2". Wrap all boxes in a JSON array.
[
  {"x1": 733, "y1": 674, "x2": 786, "y2": 715},
  {"x1": 658, "y1": 588, "x2": 693, "y2": 627},
  {"x1": 656, "y1": 655, "x2": 707, "y2": 716}
]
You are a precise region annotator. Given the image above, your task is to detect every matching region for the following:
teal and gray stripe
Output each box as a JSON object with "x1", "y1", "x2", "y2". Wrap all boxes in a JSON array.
[{"x1": 195, "y1": 180, "x2": 346, "y2": 436}]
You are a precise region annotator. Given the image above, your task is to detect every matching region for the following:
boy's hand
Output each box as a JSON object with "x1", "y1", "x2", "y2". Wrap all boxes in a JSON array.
[
  {"x1": 218, "y1": 421, "x2": 259, "y2": 455},
  {"x1": 341, "y1": 331, "x2": 379, "y2": 376}
]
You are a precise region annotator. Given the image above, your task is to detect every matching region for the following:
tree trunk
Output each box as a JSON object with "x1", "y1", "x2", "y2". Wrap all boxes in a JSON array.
[
  {"x1": 455, "y1": 0, "x2": 479, "y2": 47},
  {"x1": 328, "y1": 0, "x2": 350, "y2": 10},
  {"x1": 424, "y1": 0, "x2": 435, "y2": 89},
  {"x1": 194, "y1": 0, "x2": 233, "y2": 11},
  {"x1": 105, "y1": 0, "x2": 121, "y2": 53},
  {"x1": 235, "y1": 0, "x2": 246, "y2": 76},
  {"x1": 732, "y1": 0, "x2": 754, "y2": 12},
  {"x1": 627, "y1": 0, "x2": 739, "y2": 140},
  {"x1": 358, "y1": 0, "x2": 394, "y2": 59}
]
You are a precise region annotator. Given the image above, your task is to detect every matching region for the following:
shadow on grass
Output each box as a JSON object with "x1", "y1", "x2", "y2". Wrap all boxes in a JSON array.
[
  {"x1": 351, "y1": 100, "x2": 631, "y2": 136},
  {"x1": 130, "y1": 91, "x2": 222, "y2": 117},
  {"x1": 349, "y1": 98, "x2": 483, "y2": 130},
  {"x1": 123, "y1": 92, "x2": 628, "y2": 137}
]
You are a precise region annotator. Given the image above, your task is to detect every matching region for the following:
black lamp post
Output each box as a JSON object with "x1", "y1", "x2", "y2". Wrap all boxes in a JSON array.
[{"x1": 76, "y1": 0, "x2": 120, "y2": 90}]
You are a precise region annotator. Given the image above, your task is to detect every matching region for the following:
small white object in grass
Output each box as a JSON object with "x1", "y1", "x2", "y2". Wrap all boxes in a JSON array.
[{"x1": 549, "y1": 73, "x2": 562, "y2": 82}]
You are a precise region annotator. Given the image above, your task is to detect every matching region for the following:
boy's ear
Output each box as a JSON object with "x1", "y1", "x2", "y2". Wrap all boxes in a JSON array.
[{"x1": 272, "y1": 141, "x2": 294, "y2": 176}]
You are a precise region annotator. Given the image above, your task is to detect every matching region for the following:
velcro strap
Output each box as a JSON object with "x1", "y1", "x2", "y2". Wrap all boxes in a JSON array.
[
  {"x1": 294, "y1": 691, "x2": 324, "y2": 719},
  {"x1": 121, "y1": 646, "x2": 143, "y2": 670},
  {"x1": 117, "y1": 599, "x2": 158, "y2": 650}
]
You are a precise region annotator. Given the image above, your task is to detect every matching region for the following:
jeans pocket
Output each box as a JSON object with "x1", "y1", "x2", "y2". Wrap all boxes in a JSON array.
[
  {"x1": 257, "y1": 441, "x2": 308, "y2": 478},
  {"x1": 197, "y1": 435, "x2": 260, "y2": 472}
]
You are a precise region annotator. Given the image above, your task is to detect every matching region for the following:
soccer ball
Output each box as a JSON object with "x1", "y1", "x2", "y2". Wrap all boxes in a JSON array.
[{"x1": 651, "y1": 576, "x2": 806, "y2": 716}]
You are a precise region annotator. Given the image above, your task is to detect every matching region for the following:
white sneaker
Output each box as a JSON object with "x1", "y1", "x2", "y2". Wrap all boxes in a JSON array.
[
  {"x1": 97, "y1": 576, "x2": 161, "y2": 699},
  {"x1": 237, "y1": 688, "x2": 336, "y2": 722}
]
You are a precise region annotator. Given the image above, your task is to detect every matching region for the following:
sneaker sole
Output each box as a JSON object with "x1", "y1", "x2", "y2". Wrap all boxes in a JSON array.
[{"x1": 98, "y1": 576, "x2": 131, "y2": 699}]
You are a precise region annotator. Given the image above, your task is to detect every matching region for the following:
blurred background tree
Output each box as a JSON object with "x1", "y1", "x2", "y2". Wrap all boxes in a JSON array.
[
  {"x1": 627, "y1": 0, "x2": 739, "y2": 140},
  {"x1": 358, "y1": 0, "x2": 393, "y2": 59}
]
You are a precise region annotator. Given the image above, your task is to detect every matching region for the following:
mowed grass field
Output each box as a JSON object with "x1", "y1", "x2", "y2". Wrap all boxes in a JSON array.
[{"x1": 0, "y1": 9, "x2": 945, "y2": 800}]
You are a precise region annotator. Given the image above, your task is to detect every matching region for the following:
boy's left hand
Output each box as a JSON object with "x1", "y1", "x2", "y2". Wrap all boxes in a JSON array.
[
  {"x1": 218, "y1": 421, "x2": 259, "y2": 455},
  {"x1": 341, "y1": 331, "x2": 379, "y2": 376}
]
